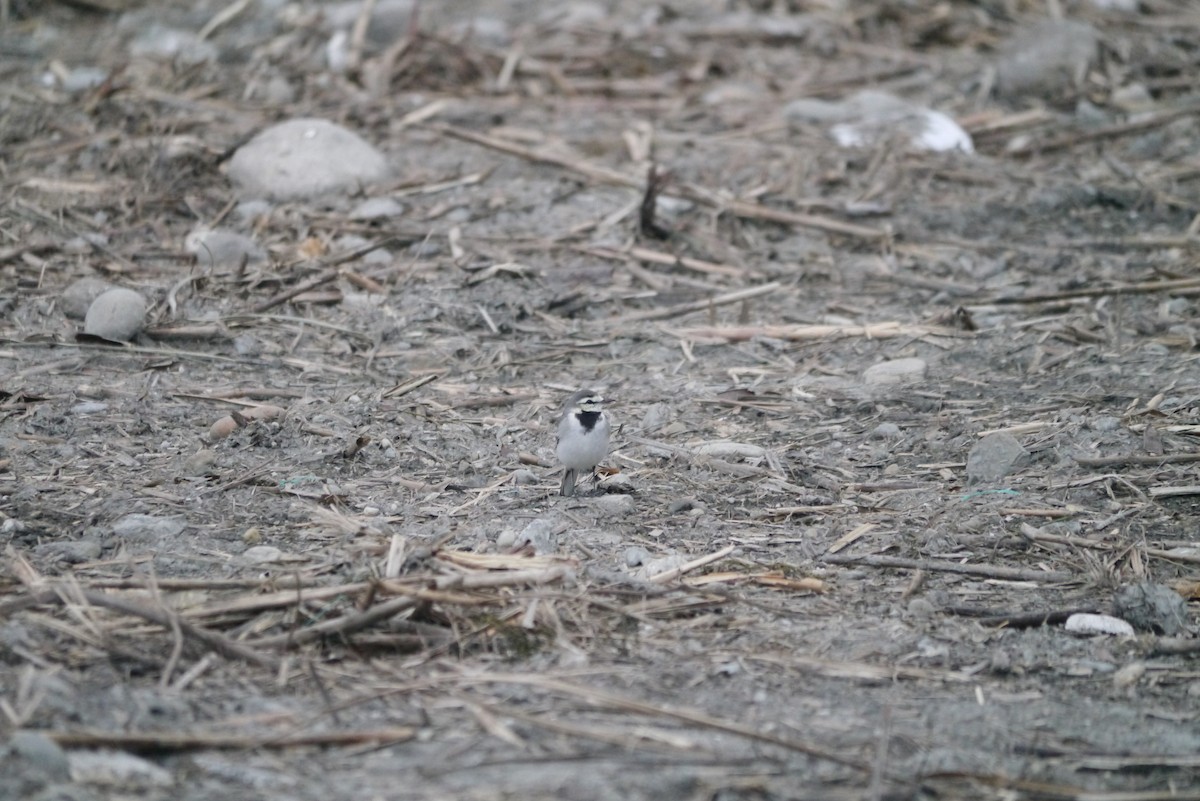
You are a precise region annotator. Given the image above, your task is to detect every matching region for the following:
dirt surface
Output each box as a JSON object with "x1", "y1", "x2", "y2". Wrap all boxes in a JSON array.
[{"x1": 3, "y1": 1, "x2": 1200, "y2": 799}]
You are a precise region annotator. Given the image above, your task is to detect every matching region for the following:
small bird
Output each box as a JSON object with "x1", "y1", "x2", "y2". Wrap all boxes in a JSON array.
[{"x1": 555, "y1": 389, "x2": 611, "y2": 497}]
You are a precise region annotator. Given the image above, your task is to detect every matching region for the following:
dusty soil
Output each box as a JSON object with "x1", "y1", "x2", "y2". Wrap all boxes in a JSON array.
[{"x1": 2, "y1": 1, "x2": 1200, "y2": 799}]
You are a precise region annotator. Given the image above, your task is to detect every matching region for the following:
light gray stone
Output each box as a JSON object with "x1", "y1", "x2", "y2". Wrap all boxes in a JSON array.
[
  {"x1": 185, "y1": 228, "x2": 266, "y2": 269},
  {"x1": 61, "y1": 278, "x2": 113, "y2": 320},
  {"x1": 111, "y1": 514, "x2": 187, "y2": 542},
  {"x1": 10, "y1": 732, "x2": 70, "y2": 781},
  {"x1": 83, "y1": 288, "x2": 146, "y2": 342},
  {"x1": 863, "y1": 357, "x2": 927, "y2": 385},
  {"x1": 348, "y1": 196, "x2": 405, "y2": 220},
  {"x1": 995, "y1": 20, "x2": 1099, "y2": 99},
  {"x1": 966, "y1": 432, "x2": 1029, "y2": 483},
  {"x1": 1112, "y1": 582, "x2": 1190, "y2": 636},
  {"x1": 227, "y1": 118, "x2": 391, "y2": 200}
]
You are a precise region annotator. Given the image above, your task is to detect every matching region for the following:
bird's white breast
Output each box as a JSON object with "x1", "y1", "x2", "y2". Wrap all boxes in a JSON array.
[{"x1": 556, "y1": 413, "x2": 610, "y2": 470}]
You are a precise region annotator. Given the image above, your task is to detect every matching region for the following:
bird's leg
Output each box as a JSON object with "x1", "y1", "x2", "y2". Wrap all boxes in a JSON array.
[{"x1": 560, "y1": 468, "x2": 577, "y2": 497}]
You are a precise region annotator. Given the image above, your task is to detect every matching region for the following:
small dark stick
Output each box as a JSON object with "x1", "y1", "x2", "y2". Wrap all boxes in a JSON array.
[{"x1": 639, "y1": 164, "x2": 672, "y2": 240}]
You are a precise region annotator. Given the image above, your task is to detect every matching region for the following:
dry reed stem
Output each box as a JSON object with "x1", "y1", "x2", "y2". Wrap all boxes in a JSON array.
[
  {"x1": 430, "y1": 124, "x2": 886, "y2": 241},
  {"x1": 461, "y1": 673, "x2": 870, "y2": 770},
  {"x1": 669, "y1": 321, "x2": 952, "y2": 342},
  {"x1": 35, "y1": 726, "x2": 416, "y2": 752}
]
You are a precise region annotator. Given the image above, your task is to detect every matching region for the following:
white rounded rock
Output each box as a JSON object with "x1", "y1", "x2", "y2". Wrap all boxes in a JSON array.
[
  {"x1": 227, "y1": 118, "x2": 391, "y2": 200},
  {"x1": 84, "y1": 288, "x2": 147, "y2": 341},
  {"x1": 863, "y1": 357, "x2": 927, "y2": 385},
  {"x1": 1064, "y1": 613, "x2": 1135, "y2": 637}
]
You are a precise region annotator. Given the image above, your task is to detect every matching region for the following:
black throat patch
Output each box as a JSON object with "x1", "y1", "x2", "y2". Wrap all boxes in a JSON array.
[{"x1": 575, "y1": 409, "x2": 602, "y2": 433}]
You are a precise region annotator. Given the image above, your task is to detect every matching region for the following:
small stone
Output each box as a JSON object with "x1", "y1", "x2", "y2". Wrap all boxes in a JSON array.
[
  {"x1": 694, "y1": 441, "x2": 766, "y2": 460},
  {"x1": 640, "y1": 554, "x2": 688, "y2": 580},
  {"x1": 1086, "y1": 0, "x2": 1137, "y2": 10},
  {"x1": 1112, "y1": 582, "x2": 1190, "y2": 636},
  {"x1": 324, "y1": 0, "x2": 417, "y2": 45},
  {"x1": 864, "y1": 357, "x2": 927, "y2": 385},
  {"x1": 33, "y1": 540, "x2": 102, "y2": 564},
  {"x1": 243, "y1": 545, "x2": 284, "y2": 563},
  {"x1": 448, "y1": 15, "x2": 511, "y2": 47},
  {"x1": 906, "y1": 597, "x2": 937, "y2": 619},
  {"x1": 594, "y1": 494, "x2": 636, "y2": 516},
  {"x1": 181, "y1": 449, "x2": 217, "y2": 476},
  {"x1": 61, "y1": 277, "x2": 114, "y2": 320},
  {"x1": 232, "y1": 334, "x2": 261, "y2": 356},
  {"x1": 1064, "y1": 613, "x2": 1135, "y2": 637},
  {"x1": 871, "y1": 422, "x2": 902, "y2": 439},
  {"x1": 624, "y1": 546, "x2": 649, "y2": 567},
  {"x1": 349, "y1": 197, "x2": 405, "y2": 220},
  {"x1": 227, "y1": 118, "x2": 391, "y2": 200},
  {"x1": 514, "y1": 518, "x2": 558, "y2": 554},
  {"x1": 966, "y1": 432, "x2": 1029, "y2": 484},
  {"x1": 1111, "y1": 83, "x2": 1155, "y2": 112},
  {"x1": 62, "y1": 232, "x2": 109, "y2": 255},
  {"x1": 235, "y1": 199, "x2": 273, "y2": 222},
  {"x1": 84, "y1": 288, "x2": 147, "y2": 342},
  {"x1": 111, "y1": 514, "x2": 186, "y2": 542},
  {"x1": 1090, "y1": 416, "x2": 1122, "y2": 432},
  {"x1": 511, "y1": 468, "x2": 540, "y2": 485},
  {"x1": 185, "y1": 228, "x2": 266, "y2": 269},
  {"x1": 640, "y1": 403, "x2": 671, "y2": 433},
  {"x1": 10, "y1": 731, "x2": 70, "y2": 781},
  {"x1": 129, "y1": 25, "x2": 218, "y2": 64},
  {"x1": 69, "y1": 749, "x2": 173, "y2": 788},
  {"x1": 1112, "y1": 661, "x2": 1146, "y2": 689},
  {"x1": 995, "y1": 20, "x2": 1099, "y2": 99},
  {"x1": 242, "y1": 527, "x2": 262, "y2": 545},
  {"x1": 598, "y1": 472, "x2": 634, "y2": 493},
  {"x1": 58, "y1": 66, "x2": 109, "y2": 93},
  {"x1": 71, "y1": 401, "x2": 108, "y2": 415},
  {"x1": 786, "y1": 91, "x2": 972, "y2": 153}
]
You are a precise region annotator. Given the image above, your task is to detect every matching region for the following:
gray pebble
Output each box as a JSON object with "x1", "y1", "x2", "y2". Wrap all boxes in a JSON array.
[
  {"x1": 70, "y1": 402, "x2": 108, "y2": 415},
  {"x1": 33, "y1": 540, "x2": 102, "y2": 564},
  {"x1": 181, "y1": 449, "x2": 217, "y2": 476},
  {"x1": 57, "y1": 66, "x2": 109, "y2": 93},
  {"x1": 510, "y1": 469, "x2": 539, "y2": 485},
  {"x1": 84, "y1": 288, "x2": 147, "y2": 342},
  {"x1": 349, "y1": 196, "x2": 405, "y2": 220},
  {"x1": 994, "y1": 20, "x2": 1098, "y2": 99},
  {"x1": 130, "y1": 25, "x2": 217, "y2": 64},
  {"x1": 10, "y1": 731, "x2": 70, "y2": 781},
  {"x1": 863, "y1": 357, "x2": 927, "y2": 386},
  {"x1": 111, "y1": 514, "x2": 186, "y2": 542},
  {"x1": 1112, "y1": 582, "x2": 1190, "y2": 636},
  {"x1": 624, "y1": 546, "x2": 650, "y2": 567},
  {"x1": 906, "y1": 597, "x2": 937, "y2": 619},
  {"x1": 61, "y1": 277, "x2": 113, "y2": 320},
  {"x1": 594, "y1": 494, "x2": 636, "y2": 516},
  {"x1": 227, "y1": 118, "x2": 391, "y2": 200},
  {"x1": 871, "y1": 422, "x2": 902, "y2": 439},
  {"x1": 185, "y1": 228, "x2": 266, "y2": 270},
  {"x1": 232, "y1": 334, "x2": 261, "y2": 356},
  {"x1": 966, "y1": 432, "x2": 1029, "y2": 484},
  {"x1": 235, "y1": 200, "x2": 273, "y2": 222}
]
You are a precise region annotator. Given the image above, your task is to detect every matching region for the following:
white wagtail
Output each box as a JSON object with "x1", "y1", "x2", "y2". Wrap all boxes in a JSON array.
[{"x1": 555, "y1": 389, "x2": 611, "y2": 497}]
